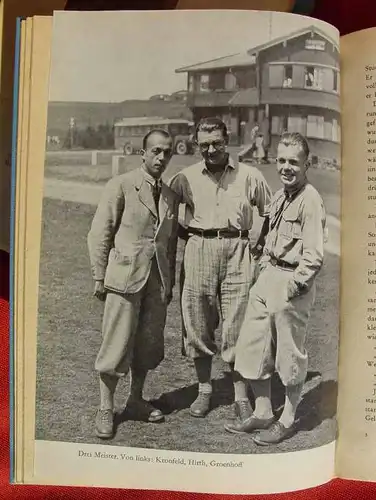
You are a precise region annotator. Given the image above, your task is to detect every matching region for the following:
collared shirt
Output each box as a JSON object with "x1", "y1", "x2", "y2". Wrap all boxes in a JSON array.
[
  {"x1": 264, "y1": 181, "x2": 326, "y2": 290},
  {"x1": 141, "y1": 166, "x2": 162, "y2": 190},
  {"x1": 168, "y1": 156, "x2": 272, "y2": 231},
  {"x1": 141, "y1": 166, "x2": 162, "y2": 217}
]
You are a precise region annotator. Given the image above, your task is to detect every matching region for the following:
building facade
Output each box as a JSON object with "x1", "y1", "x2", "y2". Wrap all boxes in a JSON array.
[{"x1": 175, "y1": 26, "x2": 340, "y2": 166}]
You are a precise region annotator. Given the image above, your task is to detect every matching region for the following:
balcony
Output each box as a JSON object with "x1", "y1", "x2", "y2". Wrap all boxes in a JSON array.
[
  {"x1": 187, "y1": 88, "x2": 259, "y2": 109},
  {"x1": 261, "y1": 87, "x2": 340, "y2": 112},
  {"x1": 265, "y1": 62, "x2": 340, "y2": 112}
]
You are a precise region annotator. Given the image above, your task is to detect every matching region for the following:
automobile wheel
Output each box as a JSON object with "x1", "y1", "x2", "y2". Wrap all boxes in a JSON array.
[
  {"x1": 175, "y1": 141, "x2": 188, "y2": 155},
  {"x1": 123, "y1": 144, "x2": 133, "y2": 155}
]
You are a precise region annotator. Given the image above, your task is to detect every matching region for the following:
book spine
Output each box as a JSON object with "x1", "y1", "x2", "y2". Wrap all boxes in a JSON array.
[{"x1": 9, "y1": 15, "x2": 23, "y2": 484}]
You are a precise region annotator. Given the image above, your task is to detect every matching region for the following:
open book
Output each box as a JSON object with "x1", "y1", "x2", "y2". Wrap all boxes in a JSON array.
[
  {"x1": 0, "y1": 0, "x2": 66, "y2": 255},
  {"x1": 10, "y1": 8, "x2": 376, "y2": 495}
]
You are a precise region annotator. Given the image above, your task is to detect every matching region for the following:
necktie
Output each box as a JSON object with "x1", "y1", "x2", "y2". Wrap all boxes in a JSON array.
[{"x1": 152, "y1": 181, "x2": 161, "y2": 219}]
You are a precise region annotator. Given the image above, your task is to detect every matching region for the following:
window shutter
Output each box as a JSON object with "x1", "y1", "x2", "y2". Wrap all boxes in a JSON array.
[
  {"x1": 292, "y1": 65, "x2": 305, "y2": 88},
  {"x1": 269, "y1": 64, "x2": 283, "y2": 87},
  {"x1": 313, "y1": 68, "x2": 324, "y2": 89},
  {"x1": 317, "y1": 116, "x2": 324, "y2": 138},
  {"x1": 307, "y1": 115, "x2": 316, "y2": 137},
  {"x1": 271, "y1": 116, "x2": 281, "y2": 135},
  {"x1": 322, "y1": 68, "x2": 334, "y2": 92}
]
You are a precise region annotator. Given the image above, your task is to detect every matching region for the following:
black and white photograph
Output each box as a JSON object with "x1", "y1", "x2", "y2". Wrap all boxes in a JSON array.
[{"x1": 35, "y1": 10, "x2": 340, "y2": 457}]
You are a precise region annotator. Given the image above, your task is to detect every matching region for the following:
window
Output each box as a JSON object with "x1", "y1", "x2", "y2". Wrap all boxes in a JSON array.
[
  {"x1": 305, "y1": 66, "x2": 324, "y2": 90},
  {"x1": 170, "y1": 125, "x2": 178, "y2": 135},
  {"x1": 236, "y1": 69, "x2": 256, "y2": 89},
  {"x1": 269, "y1": 64, "x2": 284, "y2": 87},
  {"x1": 170, "y1": 124, "x2": 188, "y2": 136},
  {"x1": 332, "y1": 118, "x2": 341, "y2": 142},
  {"x1": 333, "y1": 70, "x2": 338, "y2": 92},
  {"x1": 199, "y1": 74, "x2": 210, "y2": 92},
  {"x1": 271, "y1": 116, "x2": 288, "y2": 135},
  {"x1": 321, "y1": 68, "x2": 334, "y2": 92},
  {"x1": 225, "y1": 72, "x2": 237, "y2": 90},
  {"x1": 283, "y1": 65, "x2": 293, "y2": 88},
  {"x1": 188, "y1": 74, "x2": 194, "y2": 92},
  {"x1": 287, "y1": 116, "x2": 307, "y2": 135},
  {"x1": 291, "y1": 65, "x2": 305, "y2": 88},
  {"x1": 269, "y1": 63, "x2": 338, "y2": 91},
  {"x1": 209, "y1": 72, "x2": 225, "y2": 90},
  {"x1": 307, "y1": 115, "x2": 324, "y2": 138},
  {"x1": 324, "y1": 119, "x2": 333, "y2": 140},
  {"x1": 271, "y1": 116, "x2": 282, "y2": 135}
]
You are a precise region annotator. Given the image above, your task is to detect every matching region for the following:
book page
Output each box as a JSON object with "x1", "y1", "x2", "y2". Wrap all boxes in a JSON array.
[
  {"x1": 13, "y1": 17, "x2": 32, "y2": 484},
  {"x1": 0, "y1": 0, "x2": 66, "y2": 254},
  {"x1": 336, "y1": 28, "x2": 376, "y2": 481},
  {"x1": 16, "y1": 9, "x2": 341, "y2": 493},
  {"x1": 175, "y1": 0, "x2": 294, "y2": 10},
  {"x1": 12, "y1": 15, "x2": 54, "y2": 484}
]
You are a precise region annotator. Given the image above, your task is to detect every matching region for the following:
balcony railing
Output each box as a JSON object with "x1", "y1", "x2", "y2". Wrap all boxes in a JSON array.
[{"x1": 187, "y1": 87, "x2": 259, "y2": 108}]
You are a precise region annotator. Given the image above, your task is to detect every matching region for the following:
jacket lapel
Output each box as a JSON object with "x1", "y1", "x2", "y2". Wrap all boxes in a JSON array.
[
  {"x1": 155, "y1": 182, "x2": 174, "y2": 237},
  {"x1": 137, "y1": 176, "x2": 158, "y2": 219},
  {"x1": 158, "y1": 182, "x2": 169, "y2": 222}
]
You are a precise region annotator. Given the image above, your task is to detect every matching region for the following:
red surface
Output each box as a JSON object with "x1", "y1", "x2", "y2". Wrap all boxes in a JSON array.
[{"x1": 4, "y1": 0, "x2": 376, "y2": 497}]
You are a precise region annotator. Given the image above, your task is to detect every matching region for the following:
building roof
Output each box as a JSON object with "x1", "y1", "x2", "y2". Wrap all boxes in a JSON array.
[
  {"x1": 175, "y1": 25, "x2": 339, "y2": 74},
  {"x1": 247, "y1": 24, "x2": 339, "y2": 55},
  {"x1": 114, "y1": 116, "x2": 193, "y2": 127},
  {"x1": 175, "y1": 52, "x2": 256, "y2": 73}
]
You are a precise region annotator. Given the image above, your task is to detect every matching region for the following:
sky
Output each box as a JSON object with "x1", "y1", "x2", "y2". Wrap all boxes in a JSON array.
[{"x1": 49, "y1": 10, "x2": 339, "y2": 103}]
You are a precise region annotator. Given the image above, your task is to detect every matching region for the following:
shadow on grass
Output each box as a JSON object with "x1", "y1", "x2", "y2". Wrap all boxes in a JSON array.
[
  {"x1": 296, "y1": 379, "x2": 338, "y2": 432},
  {"x1": 113, "y1": 370, "x2": 335, "y2": 435}
]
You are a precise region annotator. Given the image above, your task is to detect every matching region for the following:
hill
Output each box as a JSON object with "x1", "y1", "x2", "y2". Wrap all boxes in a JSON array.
[{"x1": 46, "y1": 99, "x2": 193, "y2": 137}]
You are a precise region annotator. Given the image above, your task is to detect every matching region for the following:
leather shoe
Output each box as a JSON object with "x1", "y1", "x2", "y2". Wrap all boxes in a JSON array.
[
  {"x1": 224, "y1": 413, "x2": 275, "y2": 434},
  {"x1": 127, "y1": 398, "x2": 164, "y2": 423},
  {"x1": 233, "y1": 399, "x2": 253, "y2": 421},
  {"x1": 253, "y1": 421, "x2": 295, "y2": 445},
  {"x1": 190, "y1": 392, "x2": 211, "y2": 418},
  {"x1": 95, "y1": 409, "x2": 114, "y2": 439}
]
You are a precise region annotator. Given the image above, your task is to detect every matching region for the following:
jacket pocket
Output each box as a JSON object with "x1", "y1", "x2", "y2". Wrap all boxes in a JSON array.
[{"x1": 104, "y1": 248, "x2": 133, "y2": 293}]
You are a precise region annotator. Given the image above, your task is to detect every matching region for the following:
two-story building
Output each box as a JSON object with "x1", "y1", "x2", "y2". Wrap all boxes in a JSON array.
[{"x1": 175, "y1": 25, "x2": 340, "y2": 166}]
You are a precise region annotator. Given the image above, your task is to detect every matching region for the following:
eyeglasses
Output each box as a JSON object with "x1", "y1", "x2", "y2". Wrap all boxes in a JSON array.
[{"x1": 198, "y1": 140, "x2": 225, "y2": 152}]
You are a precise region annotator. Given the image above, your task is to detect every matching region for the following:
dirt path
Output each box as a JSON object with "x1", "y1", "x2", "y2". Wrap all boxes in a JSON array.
[{"x1": 43, "y1": 177, "x2": 340, "y2": 257}]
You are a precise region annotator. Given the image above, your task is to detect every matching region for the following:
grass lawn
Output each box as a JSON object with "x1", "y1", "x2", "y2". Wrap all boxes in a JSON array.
[{"x1": 35, "y1": 197, "x2": 339, "y2": 454}]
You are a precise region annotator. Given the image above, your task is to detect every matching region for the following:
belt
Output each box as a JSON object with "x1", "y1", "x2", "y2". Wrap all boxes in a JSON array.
[
  {"x1": 187, "y1": 227, "x2": 249, "y2": 239},
  {"x1": 270, "y1": 256, "x2": 298, "y2": 270}
]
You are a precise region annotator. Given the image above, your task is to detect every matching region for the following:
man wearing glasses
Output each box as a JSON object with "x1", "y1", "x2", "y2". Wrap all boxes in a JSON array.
[
  {"x1": 169, "y1": 117, "x2": 272, "y2": 423},
  {"x1": 226, "y1": 132, "x2": 326, "y2": 445}
]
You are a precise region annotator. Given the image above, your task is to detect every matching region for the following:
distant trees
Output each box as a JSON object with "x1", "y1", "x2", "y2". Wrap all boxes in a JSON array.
[{"x1": 63, "y1": 123, "x2": 114, "y2": 150}]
